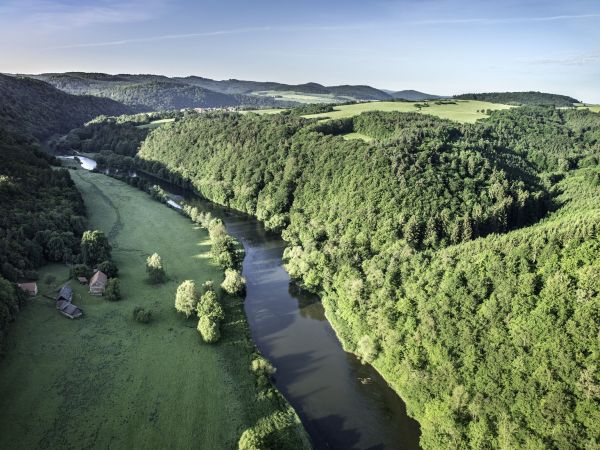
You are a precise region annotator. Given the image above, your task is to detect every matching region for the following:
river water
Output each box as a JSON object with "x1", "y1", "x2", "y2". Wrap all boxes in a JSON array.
[{"x1": 72, "y1": 158, "x2": 421, "y2": 450}]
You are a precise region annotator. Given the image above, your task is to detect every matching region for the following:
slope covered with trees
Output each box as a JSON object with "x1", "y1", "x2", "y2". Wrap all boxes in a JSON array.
[
  {"x1": 454, "y1": 91, "x2": 579, "y2": 107},
  {"x1": 134, "y1": 107, "x2": 600, "y2": 449},
  {"x1": 0, "y1": 74, "x2": 131, "y2": 139},
  {"x1": 0, "y1": 128, "x2": 86, "y2": 352}
]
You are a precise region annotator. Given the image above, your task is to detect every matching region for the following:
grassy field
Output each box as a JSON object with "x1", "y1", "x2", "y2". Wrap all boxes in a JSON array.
[
  {"x1": 0, "y1": 170, "x2": 308, "y2": 449},
  {"x1": 137, "y1": 118, "x2": 175, "y2": 129},
  {"x1": 303, "y1": 100, "x2": 512, "y2": 123},
  {"x1": 251, "y1": 90, "x2": 348, "y2": 104},
  {"x1": 578, "y1": 104, "x2": 600, "y2": 113}
]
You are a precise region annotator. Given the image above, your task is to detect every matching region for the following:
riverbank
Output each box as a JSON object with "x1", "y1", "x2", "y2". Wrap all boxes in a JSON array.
[{"x1": 0, "y1": 170, "x2": 309, "y2": 449}]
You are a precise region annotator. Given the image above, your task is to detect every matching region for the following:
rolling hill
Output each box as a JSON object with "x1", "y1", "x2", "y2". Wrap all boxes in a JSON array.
[
  {"x1": 454, "y1": 91, "x2": 580, "y2": 106},
  {"x1": 28, "y1": 72, "x2": 393, "y2": 109},
  {"x1": 0, "y1": 74, "x2": 131, "y2": 139},
  {"x1": 387, "y1": 89, "x2": 444, "y2": 101}
]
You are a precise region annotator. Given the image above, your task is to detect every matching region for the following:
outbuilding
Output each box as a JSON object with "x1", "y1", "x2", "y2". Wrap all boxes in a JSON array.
[
  {"x1": 17, "y1": 282, "x2": 38, "y2": 296},
  {"x1": 89, "y1": 271, "x2": 107, "y2": 296}
]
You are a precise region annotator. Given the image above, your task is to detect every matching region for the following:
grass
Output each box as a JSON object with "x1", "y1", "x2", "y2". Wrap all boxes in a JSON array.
[
  {"x1": 137, "y1": 118, "x2": 175, "y2": 129},
  {"x1": 577, "y1": 104, "x2": 600, "y2": 113},
  {"x1": 303, "y1": 100, "x2": 512, "y2": 123},
  {"x1": 0, "y1": 171, "x2": 308, "y2": 450},
  {"x1": 342, "y1": 132, "x2": 374, "y2": 142},
  {"x1": 250, "y1": 90, "x2": 350, "y2": 104}
]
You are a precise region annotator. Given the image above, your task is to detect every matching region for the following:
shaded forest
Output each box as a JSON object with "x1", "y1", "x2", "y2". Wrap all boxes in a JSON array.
[{"x1": 0, "y1": 74, "x2": 131, "y2": 139}]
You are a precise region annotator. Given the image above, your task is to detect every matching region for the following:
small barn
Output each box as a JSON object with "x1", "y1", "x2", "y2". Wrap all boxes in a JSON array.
[
  {"x1": 89, "y1": 271, "x2": 107, "y2": 296},
  {"x1": 77, "y1": 276, "x2": 88, "y2": 285},
  {"x1": 57, "y1": 300, "x2": 83, "y2": 319},
  {"x1": 17, "y1": 282, "x2": 38, "y2": 296},
  {"x1": 55, "y1": 284, "x2": 83, "y2": 319},
  {"x1": 56, "y1": 285, "x2": 73, "y2": 302}
]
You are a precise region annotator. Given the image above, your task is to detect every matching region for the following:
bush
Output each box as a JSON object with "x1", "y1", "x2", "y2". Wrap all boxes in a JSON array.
[
  {"x1": 197, "y1": 315, "x2": 220, "y2": 343},
  {"x1": 44, "y1": 274, "x2": 56, "y2": 285},
  {"x1": 196, "y1": 290, "x2": 224, "y2": 321},
  {"x1": 238, "y1": 428, "x2": 264, "y2": 450},
  {"x1": 97, "y1": 260, "x2": 118, "y2": 278},
  {"x1": 104, "y1": 278, "x2": 122, "y2": 301},
  {"x1": 175, "y1": 280, "x2": 198, "y2": 317},
  {"x1": 71, "y1": 264, "x2": 91, "y2": 280},
  {"x1": 251, "y1": 356, "x2": 276, "y2": 377},
  {"x1": 132, "y1": 306, "x2": 152, "y2": 323},
  {"x1": 356, "y1": 335, "x2": 378, "y2": 363},
  {"x1": 221, "y1": 269, "x2": 246, "y2": 296},
  {"x1": 146, "y1": 252, "x2": 166, "y2": 283}
]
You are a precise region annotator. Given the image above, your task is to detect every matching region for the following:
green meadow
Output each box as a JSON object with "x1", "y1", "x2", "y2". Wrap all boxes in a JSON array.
[
  {"x1": 136, "y1": 118, "x2": 175, "y2": 129},
  {"x1": 0, "y1": 170, "x2": 308, "y2": 449},
  {"x1": 251, "y1": 90, "x2": 346, "y2": 104},
  {"x1": 303, "y1": 100, "x2": 512, "y2": 123},
  {"x1": 579, "y1": 104, "x2": 600, "y2": 113}
]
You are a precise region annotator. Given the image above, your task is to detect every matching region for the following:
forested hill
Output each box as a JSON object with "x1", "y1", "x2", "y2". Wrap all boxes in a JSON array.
[
  {"x1": 133, "y1": 107, "x2": 600, "y2": 449},
  {"x1": 454, "y1": 91, "x2": 579, "y2": 106},
  {"x1": 0, "y1": 127, "x2": 86, "y2": 350},
  {"x1": 28, "y1": 72, "x2": 393, "y2": 108},
  {"x1": 0, "y1": 74, "x2": 131, "y2": 139}
]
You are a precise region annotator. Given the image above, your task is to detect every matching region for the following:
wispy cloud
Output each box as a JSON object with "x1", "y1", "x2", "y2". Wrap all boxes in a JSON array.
[
  {"x1": 520, "y1": 50, "x2": 600, "y2": 66},
  {"x1": 47, "y1": 24, "x2": 370, "y2": 49},
  {"x1": 415, "y1": 13, "x2": 600, "y2": 25}
]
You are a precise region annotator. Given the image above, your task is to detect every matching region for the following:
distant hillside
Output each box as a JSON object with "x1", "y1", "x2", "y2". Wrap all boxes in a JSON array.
[
  {"x1": 454, "y1": 91, "x2": 579, "y2": 107},
  {"x1": 388, "y1": 90, "x2": 443, "y2": 101},
  {"x1": 0, "y1": 74, "x2": 131, "y2": 139},
  {"x1": 29, "y1": 72, "x2": 393, "y2": 107}
]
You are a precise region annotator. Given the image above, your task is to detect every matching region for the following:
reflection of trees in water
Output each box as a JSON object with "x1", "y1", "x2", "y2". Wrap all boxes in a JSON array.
[{"x1": 288, "y1": 282, "x2": 325, "y2": 321}]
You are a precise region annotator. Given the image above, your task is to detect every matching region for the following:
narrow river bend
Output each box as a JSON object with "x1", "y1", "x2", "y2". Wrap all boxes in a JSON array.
[{"x1": 72, "y1": 159, "x2": 422, "y2": 450}]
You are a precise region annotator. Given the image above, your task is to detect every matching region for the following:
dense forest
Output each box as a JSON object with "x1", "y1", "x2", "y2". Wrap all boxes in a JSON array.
[
  {"x1": 131, "y1": 107, "x2": 600, "y2": 449},
  {"x1": 0, "y1": 127, "x2": 86, "y2": 351},
  {"x1": 454, "y1": 91, "x2": 579, "y2": 107},
  {"x1": 0, "y1": 74, "x2": 131, "y2": 139}
]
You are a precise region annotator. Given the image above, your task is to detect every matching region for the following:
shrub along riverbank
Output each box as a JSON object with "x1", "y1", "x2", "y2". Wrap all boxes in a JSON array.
[
  {"x1": 0, "y1": 170, "x2": 309, "y2": 450},
  {"x1": 130, "y1": 107, "x2": 600, "y2": 449}
]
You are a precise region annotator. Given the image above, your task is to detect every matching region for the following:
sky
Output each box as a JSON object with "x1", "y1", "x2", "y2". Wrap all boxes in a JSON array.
[{"x1": 1, "y1": 0, "x2": 599, "y2": 102}]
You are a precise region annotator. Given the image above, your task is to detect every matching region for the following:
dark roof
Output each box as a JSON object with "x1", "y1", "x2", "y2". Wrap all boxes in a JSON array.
[
  {"x1": 57, "y1": 300, "x2": 83, "y2": 318},
  {"x1": 56, "y1": 284, "x2": 73, "y2": 302}
]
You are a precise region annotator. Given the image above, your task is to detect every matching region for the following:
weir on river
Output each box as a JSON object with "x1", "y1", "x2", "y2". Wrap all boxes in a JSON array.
[{"x1": 74, "y1": 158, "x2": 421, "y2": 450}]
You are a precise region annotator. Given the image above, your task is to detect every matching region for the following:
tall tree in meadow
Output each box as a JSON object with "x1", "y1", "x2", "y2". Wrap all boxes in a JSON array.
[
  {"x1": 175, "y1": 280, "x2": 198, "y2": 317},
  {"x1": 146, "y1": 252, "x2": 166, "y2": 283}
]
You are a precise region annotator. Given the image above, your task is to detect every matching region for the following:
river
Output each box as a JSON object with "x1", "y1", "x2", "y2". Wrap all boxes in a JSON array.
[{"x1": 72, "y1": 158, "x2": 421, "y2": 450}]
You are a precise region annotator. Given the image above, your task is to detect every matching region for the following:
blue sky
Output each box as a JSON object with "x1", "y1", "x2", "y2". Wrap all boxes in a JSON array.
[{"x1": 1, "y1": 0, "x2": 599, "y2": 101}]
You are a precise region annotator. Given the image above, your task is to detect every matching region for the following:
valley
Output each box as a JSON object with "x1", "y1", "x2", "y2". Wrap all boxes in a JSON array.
[
  {"x1": 0, "y1": 68, "x2": 598, "y2": 450},
  {"x1": 0, "y1": 169, "x2": 308, "y2": 449}
]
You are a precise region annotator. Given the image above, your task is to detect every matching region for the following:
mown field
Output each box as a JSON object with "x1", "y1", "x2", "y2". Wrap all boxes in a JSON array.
[
  {"x1": 136, "y1": 118, "x2": 175, "y2": 129},
  {"x1": 303, "y1": 100, "x2": 512, "y2": 123},
  {"x1": 579, "y1": 104, "x2": 600, "y2": 113},
  {"x1": 251, "y1": 90, "x2": 347, "y2": 104},
  {"x1": 0, "y1": 170, "x2": 307, "y2": 449}
]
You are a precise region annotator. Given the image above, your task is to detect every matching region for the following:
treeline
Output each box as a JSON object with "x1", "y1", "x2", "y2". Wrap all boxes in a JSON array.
[
  {"x1": 49, "y1": 112, "x2": 181, "y2": 156},
  {"x1": 133, "y1": 107, "x2": 600, "y2": 449},
  {"x1": 454, "y1": 91, "x2": 579, "y2": 107},
  {"x1": 0, "y1": 74, "x2": 130, "y2": 140},
  {"x1": 0, "y1": 128, "x2": 86, "y2": 351}
]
